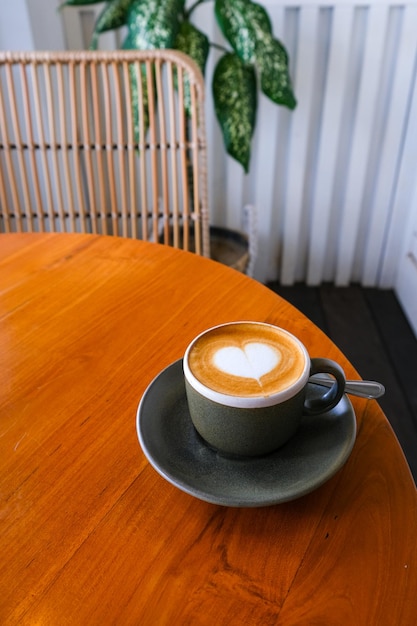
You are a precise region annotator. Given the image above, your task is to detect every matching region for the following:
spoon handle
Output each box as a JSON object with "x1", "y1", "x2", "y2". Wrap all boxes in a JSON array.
[{"x1": 310, "y1": 376, "x2": 385, "y2": 399}]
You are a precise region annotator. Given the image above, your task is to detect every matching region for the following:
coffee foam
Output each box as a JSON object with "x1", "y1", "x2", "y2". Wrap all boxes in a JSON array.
[{"x1": 187, "y1": 322, "x2": 307, "y2": 399}]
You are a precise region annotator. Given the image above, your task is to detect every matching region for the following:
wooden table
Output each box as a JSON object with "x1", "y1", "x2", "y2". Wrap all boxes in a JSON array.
[{"x1": 1, "y1": 233, "x2": 416, "y2": 625}]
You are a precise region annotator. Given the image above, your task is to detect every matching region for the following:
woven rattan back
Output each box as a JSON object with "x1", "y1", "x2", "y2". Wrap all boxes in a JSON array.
[{"x1": 0, "y1": 50, "x2": 209, "y2": 256}]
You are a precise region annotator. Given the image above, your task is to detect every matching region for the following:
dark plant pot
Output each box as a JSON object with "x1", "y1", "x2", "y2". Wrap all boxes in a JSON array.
[
  {"x1": 208, "y1": 226, "x2": 249, "y2": 273},
  {"x1": 159, "y1": 225, "x2": 249, "y2": 273}
]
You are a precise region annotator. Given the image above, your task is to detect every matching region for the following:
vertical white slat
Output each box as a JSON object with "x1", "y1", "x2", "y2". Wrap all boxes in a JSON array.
[
  {"x1": 225, "y1": 158, "x2": 246, "y2": 231},
  {"x1": 280, "y1": 5, "x2": 320, "y2": 284},
  {"x1": 26, "y1": 0, "x2": 66, "y2": 51},
  {"x1": 335, "y1": 4, "x2": 390, "y2": 285},
  {"x1": 306, "y1": 5, "x2": 355, "y2": 285},
  {"x1": 252, "y1": 5, "x2": 287, "y2": 283},
  {"x1": 193, "y1": 3, "x2": 226, "y2": 227},
  {"x1": 61, "y1": 4, "x2": 117, "y2": 50},
  {"x1": 0, "y1": 0, "x2": 35, "y2": 50},
  {"x1": 380, "y1": 52, "x2": 417, "y2": 287},
  {"x1": 394, "y1": 188, "x2": 417, "y2": 336},
  {"x1": 250, "y1": 92, "x2": 280, "y2": 281},
  {"x1": 60, "y1": 6, "x2": 89, "y2": 49},
  {"x1": 363, "y1": 5, "x2": 417, "y2": 285}
]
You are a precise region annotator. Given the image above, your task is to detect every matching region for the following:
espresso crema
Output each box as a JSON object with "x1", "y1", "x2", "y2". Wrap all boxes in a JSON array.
[{"x1": 187, "y1": 322, "x2": 307, "y2": 398}]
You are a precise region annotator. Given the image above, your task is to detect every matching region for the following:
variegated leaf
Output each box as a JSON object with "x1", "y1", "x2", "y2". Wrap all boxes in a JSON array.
[
  {"x1": 213, "y1": 53, "x2": 256, "y2": 173},
  {"x1": 174, "y1": 21, "x2": 209, "y2": 76},
  {"x1": 90, "y1": 0, "x2": 133, "y2": 49},
  {"x1": 125, "y1": 0, "x2": 184, "y2": 50},
  {"x1": 214, "y1": 0, "x2": 271, "y2": 63},
  {"x1": 215, "y1": 0, "x2": 296, "y2": 111},
  {"x1": 257, "y1": 38, "x2": 296, "y2": 109},
  {"x1": 174, "y1": 21, "x2": 209, "y2": 116},
  {"x1": 127, "y1": 62, "x2": 151, "y2": 147},
  {"x1": 124, "y1": 0, "x2": 184, "y2": 142}
]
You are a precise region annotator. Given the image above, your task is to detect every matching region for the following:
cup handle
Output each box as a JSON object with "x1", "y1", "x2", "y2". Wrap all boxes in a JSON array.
[{"x1": 303, "y1": 358, "x2": 346, "y2": 415}]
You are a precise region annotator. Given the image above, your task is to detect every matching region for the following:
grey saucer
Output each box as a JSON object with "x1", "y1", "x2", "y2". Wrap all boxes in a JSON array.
[{"x1": 136, "y1": 360, "x2": 357, "y2": 507}]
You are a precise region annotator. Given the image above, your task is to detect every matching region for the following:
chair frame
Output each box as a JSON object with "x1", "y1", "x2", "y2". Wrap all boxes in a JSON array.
[{"x1": 0, "y1": 49, "x2": 210, "y2": 256}]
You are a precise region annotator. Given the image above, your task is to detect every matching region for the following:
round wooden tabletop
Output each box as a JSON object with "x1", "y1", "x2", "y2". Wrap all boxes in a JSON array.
[{"x1": 1, "y1": 233, "x2": 416, "y2": 625}]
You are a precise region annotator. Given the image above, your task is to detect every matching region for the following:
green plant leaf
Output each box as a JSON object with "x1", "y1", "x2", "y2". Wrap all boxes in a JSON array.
[
  {"x1": 124, "y1": 0, "x2": 184, "y2": 141},
  {"x1": 215, "y1": 0, "x2": 296, "y2": 111},
  {"x1": 174, "y1": 21, "x2": 209, "y2": 116},
  {"x1": 174, "y1": 21, "x2": 209, "y2": 77},
  {"x1": 215, "y1": 0, "x2": 271, "y2": 63},
  {"x1": 125, "y1": 0, "x2": 185, "y2": 50},
  {"x1": 122, "y1": 33, "x2": 149, "y2": 145},
  {"x1": 257, "y1": 38, "x2": 296, "y2": 109},
  {"x1": 127, "y1": 62, "x2": 151, "y2": 147},
  {"x1": 212, "y1": 53, "x2": 256, "y2": 173},
  {"x1": 90, "y1": 0, "x2": 133, "y2": 49},
  {"x1": 175, "y1": 21, "x2": 210, "y2": 117}
]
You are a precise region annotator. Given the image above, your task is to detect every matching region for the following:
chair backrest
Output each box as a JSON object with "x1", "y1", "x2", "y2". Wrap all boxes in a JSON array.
[{"x1": 0, "y1": 49, "x2": 210, "y2": 256}]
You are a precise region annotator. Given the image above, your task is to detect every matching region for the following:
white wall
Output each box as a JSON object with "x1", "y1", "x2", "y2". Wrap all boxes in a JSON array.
[
  {"x1": 0, "y1": 0, "x2": 34, "y2": 50},
  {"x1": 0, "y1": 1, "x2": 65, "y2": 51}
]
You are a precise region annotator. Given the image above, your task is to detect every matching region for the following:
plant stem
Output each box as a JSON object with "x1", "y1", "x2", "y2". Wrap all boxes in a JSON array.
[
  {"x1": 210, "y1": 42, "x2": 229, "y2": 54},
  {"x1": 186, "y1": 0, "x2": 213, "y2": 19}
]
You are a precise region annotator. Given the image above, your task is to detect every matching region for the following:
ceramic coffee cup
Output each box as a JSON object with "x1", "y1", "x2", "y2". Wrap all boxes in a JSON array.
[{"x1": 183, "y1": 321, "x2": 346, "y2": 457}]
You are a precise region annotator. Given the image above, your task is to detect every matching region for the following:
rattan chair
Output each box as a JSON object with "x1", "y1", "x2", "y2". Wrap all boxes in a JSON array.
[{"x1": 0, "y1": 49, "x2": 210, "y2": 256}]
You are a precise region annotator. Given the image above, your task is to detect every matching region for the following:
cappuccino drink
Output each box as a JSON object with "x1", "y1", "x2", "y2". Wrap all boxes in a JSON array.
[
  {"x1": 183, "y1": 321, "x2": 346, "y2": 456},
  {"x1": 187, "y1": 322, "x2": 308, "y2": 400}
]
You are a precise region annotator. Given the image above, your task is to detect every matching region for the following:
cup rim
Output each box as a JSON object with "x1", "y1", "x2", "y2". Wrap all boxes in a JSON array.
[{"x1": 183, "y1": 321, "x2": 311, "y2": 408}]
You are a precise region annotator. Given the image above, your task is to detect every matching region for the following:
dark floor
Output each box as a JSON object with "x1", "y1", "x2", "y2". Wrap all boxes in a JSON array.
[{"x1": 267, "y1": 283, "x2": 417, "y2": 483}]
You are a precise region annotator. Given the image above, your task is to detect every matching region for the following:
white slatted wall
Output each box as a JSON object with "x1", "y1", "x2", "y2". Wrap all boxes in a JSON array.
[{"x1": 60, "y1": 1, "x2": 417, "y2": 285}]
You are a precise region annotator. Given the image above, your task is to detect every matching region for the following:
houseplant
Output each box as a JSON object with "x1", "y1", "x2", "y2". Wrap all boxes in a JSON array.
[{"x1": 62, "y1": 0, "x2": 296, "y2": 173}]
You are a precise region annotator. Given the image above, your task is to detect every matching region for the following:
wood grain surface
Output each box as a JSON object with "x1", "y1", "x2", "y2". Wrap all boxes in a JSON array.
[{"x1": 1, "y1": 233, "x2": 416, "y2": 625}]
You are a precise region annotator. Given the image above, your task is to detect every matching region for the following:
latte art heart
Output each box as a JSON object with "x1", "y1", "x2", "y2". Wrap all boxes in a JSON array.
[{"x1": 213, "y1": 343, "x2": 280, "y2": 381}]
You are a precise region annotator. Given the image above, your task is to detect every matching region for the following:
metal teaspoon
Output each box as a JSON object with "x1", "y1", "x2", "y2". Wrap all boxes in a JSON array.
[{"x1": 310, "y1": 376, "x2": 385, "y2": 399}]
